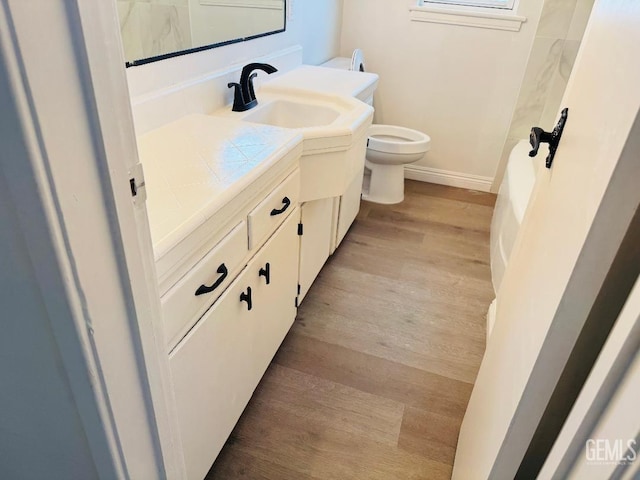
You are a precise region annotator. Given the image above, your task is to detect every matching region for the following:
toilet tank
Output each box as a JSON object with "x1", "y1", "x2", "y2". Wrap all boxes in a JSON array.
[
  {"x1": 266, "y1": 63, "x2": 378, "y2": 106},
  {"x1": 490, "y1": 140, "x2": 542, "y2": 293},
  {"x1": 320, "y1": 57, "x2": 377, "y2": 105}
]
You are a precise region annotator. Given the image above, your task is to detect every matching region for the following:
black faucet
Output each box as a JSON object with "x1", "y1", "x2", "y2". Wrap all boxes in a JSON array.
[{"x1": 228, "y1": 63, "x2": 278, "y2": 112}]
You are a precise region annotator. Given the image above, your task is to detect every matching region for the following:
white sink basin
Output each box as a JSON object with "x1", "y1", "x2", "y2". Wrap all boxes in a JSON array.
[
  {"x1": 242, "y1": 99, "x2": 340, "y2": 129},
  {"x1": 213, "y1": 87, "x2": 373, "y2": 202}
]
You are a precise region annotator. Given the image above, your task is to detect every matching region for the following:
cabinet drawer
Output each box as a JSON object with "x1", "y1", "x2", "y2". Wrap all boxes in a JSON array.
[
  {"x1": 162, "y1": 221, "x2": 248, "y2": 349},
  {"x1": 248, "y1": 168, "x2": 300, "y2": 250}
]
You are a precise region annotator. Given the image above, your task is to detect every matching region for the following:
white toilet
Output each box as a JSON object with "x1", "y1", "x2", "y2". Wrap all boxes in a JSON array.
[
  {"x1": 364, "y1": 124, "x2": 431, "y2": 204},
  {"x1": 323, "y1": 49, "x2": 431, "y2": 204}
]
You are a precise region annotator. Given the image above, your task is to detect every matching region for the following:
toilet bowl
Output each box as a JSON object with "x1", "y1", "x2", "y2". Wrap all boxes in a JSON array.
[{"x1": 363, "y1": 125, "x2": 431, "y2": 204}]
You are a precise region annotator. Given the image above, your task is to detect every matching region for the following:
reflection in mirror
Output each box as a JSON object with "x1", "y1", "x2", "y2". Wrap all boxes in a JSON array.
[{"x1": 117, "y1": 0, "x2": 286, "y2": 66}]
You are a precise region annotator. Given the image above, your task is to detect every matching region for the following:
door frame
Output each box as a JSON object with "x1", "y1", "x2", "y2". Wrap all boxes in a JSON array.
[{"x1": 0, "y1": 1, "x2": 183, "y2": 477}]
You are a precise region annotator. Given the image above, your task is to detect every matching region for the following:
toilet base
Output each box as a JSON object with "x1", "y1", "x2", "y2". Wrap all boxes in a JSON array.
[{"x1": 361, "y1": 160, "x2": 406, "y2": 204}]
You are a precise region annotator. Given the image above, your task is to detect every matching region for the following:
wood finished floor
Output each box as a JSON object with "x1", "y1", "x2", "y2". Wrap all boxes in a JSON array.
[{"x1": 207, "y1": 181, "x2": 496, "y2": 480}]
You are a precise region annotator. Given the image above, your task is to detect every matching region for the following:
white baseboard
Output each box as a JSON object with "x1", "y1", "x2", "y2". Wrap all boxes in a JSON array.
[{"x1": 404, "y1": 165, "x2": 493, "y2": 192}]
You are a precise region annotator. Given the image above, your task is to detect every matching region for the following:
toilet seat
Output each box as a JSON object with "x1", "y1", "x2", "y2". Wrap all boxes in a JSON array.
[{"x1": 367, "y1": 125, "x2": 431, "y2": 156}]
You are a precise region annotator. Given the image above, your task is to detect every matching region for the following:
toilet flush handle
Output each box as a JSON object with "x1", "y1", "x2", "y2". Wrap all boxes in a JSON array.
[{"x1": 529, "y1": 108, "x2": 569, "y2": 169}]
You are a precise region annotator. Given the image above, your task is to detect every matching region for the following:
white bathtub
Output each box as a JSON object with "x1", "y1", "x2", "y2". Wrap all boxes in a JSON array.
[{"x1": 487, "y1": 140, "x2": 542, "y2": 339}]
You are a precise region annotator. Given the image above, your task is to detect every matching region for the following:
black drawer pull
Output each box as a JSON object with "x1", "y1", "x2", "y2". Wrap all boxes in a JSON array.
[
  {"x1": 194, "y1": 263, "x2": 228, "y2": 296},
  {"x1": 259, "y1": 262, "x2": 271, "y2": 285},
  {"x1": 270, "y1": 196, "x2": 291, "y2": 216},
  {"x1": 240, "y1": 287, "x2": 252, "y2": 311}
]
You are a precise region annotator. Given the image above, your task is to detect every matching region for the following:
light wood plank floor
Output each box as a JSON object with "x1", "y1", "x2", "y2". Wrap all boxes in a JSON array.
[{"x1": 207, "y1": 181, "x2": 496, "y2": 480}]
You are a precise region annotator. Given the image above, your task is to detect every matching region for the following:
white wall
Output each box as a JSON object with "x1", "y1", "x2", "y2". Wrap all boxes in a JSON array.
[{"x1": 340, "y1": 0, "x2": 546, "y2": 189}]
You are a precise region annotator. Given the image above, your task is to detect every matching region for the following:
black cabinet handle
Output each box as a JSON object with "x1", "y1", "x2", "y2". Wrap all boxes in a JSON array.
[
  {"x1": 240, "y1": 287, "x2": 252, "y2": 311},
  {"x1": 270, "y1": 196, "x2": 291, "y2": 216},
  {"x1": 259, "y1": 262, "x2": 271, "y2": 285},
  {"x1": 195, "y1": 264, "x2": 228, "y2": 296}
]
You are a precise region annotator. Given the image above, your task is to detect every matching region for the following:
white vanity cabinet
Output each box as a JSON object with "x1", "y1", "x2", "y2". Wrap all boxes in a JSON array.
[
  {"x1": 169, "y1": 209, "x2": 299, "y2": 480},
  {"x1": 138, "y1": 102, "x2": 371, "y2": 476},
  {"x1": 136, "y1": 113, "x2": 306, "y2": 478}
]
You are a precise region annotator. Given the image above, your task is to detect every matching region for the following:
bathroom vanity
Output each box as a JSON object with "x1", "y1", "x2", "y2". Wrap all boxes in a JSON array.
[
  {"x1": 138, "y1": 115, "x2": 303, "y2": 478},
  {"x1": 135, "y1": 79, "x2": 372, "y2": 479}
]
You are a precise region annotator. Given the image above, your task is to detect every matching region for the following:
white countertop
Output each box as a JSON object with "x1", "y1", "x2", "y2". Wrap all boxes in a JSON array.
[{"x1": 137, "y1": 114, "x2": 302, "y2": 262}]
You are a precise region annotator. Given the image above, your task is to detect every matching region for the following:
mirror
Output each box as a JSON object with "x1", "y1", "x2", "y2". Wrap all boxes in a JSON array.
[{"x1": 117, "y1": 0, "x2": 286, "y2": 67}]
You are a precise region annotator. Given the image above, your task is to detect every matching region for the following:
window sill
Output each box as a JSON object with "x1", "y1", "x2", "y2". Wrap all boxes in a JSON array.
[
  {"x1": 409, "y1": 5, "x2": 526, "y2": 32},
  {"x1": 199, "y1": 0, "x2": 283, "y2": 9}
]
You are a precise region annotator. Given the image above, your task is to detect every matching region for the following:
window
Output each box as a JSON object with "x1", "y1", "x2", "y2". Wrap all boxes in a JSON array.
[{"x1": 410, "y1": 0, "x2": 526, "y2": 32}]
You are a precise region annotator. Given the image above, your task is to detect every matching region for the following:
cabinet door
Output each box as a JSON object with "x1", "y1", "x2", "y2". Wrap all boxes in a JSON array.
[
  {"x1": 251, "y1": 209, "x2": 300, "y2": 381},
  {"x1": 336, "y1": 169, "x2": 364, "y2": 248},
  {"x1": 169, "y1": 266, "x2": 255, "y2": 480},
  {"x1": 298, "y1": 198, "x2": 334, "y2": 303}
]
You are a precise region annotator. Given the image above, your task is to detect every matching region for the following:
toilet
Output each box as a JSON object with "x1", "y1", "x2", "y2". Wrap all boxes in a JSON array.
[
  {"x1": 322, "y1": 50, "x2": 431, "y2": 204},
  {"x1": 364, "y1": 124, "x2": 431, "y2": 204}
]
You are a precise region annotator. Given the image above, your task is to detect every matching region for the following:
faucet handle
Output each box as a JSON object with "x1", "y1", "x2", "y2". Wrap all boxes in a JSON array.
[
  {"x1": 228, "y1": 82, "x2": 250, "y2": 112},
  {"x1": 247, "y1": 73, "x2": 258, "y2": 104}
]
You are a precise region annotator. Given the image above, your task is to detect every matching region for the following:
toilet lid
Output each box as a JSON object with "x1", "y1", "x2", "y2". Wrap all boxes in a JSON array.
[{"x1": 351, "y1": 49, "x2": 366, "y2": 72}]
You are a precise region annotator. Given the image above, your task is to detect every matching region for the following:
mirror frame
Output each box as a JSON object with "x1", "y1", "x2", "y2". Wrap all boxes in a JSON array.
[{"x1": 125, "y1": 2, "x2": 287, "y2": 68}]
